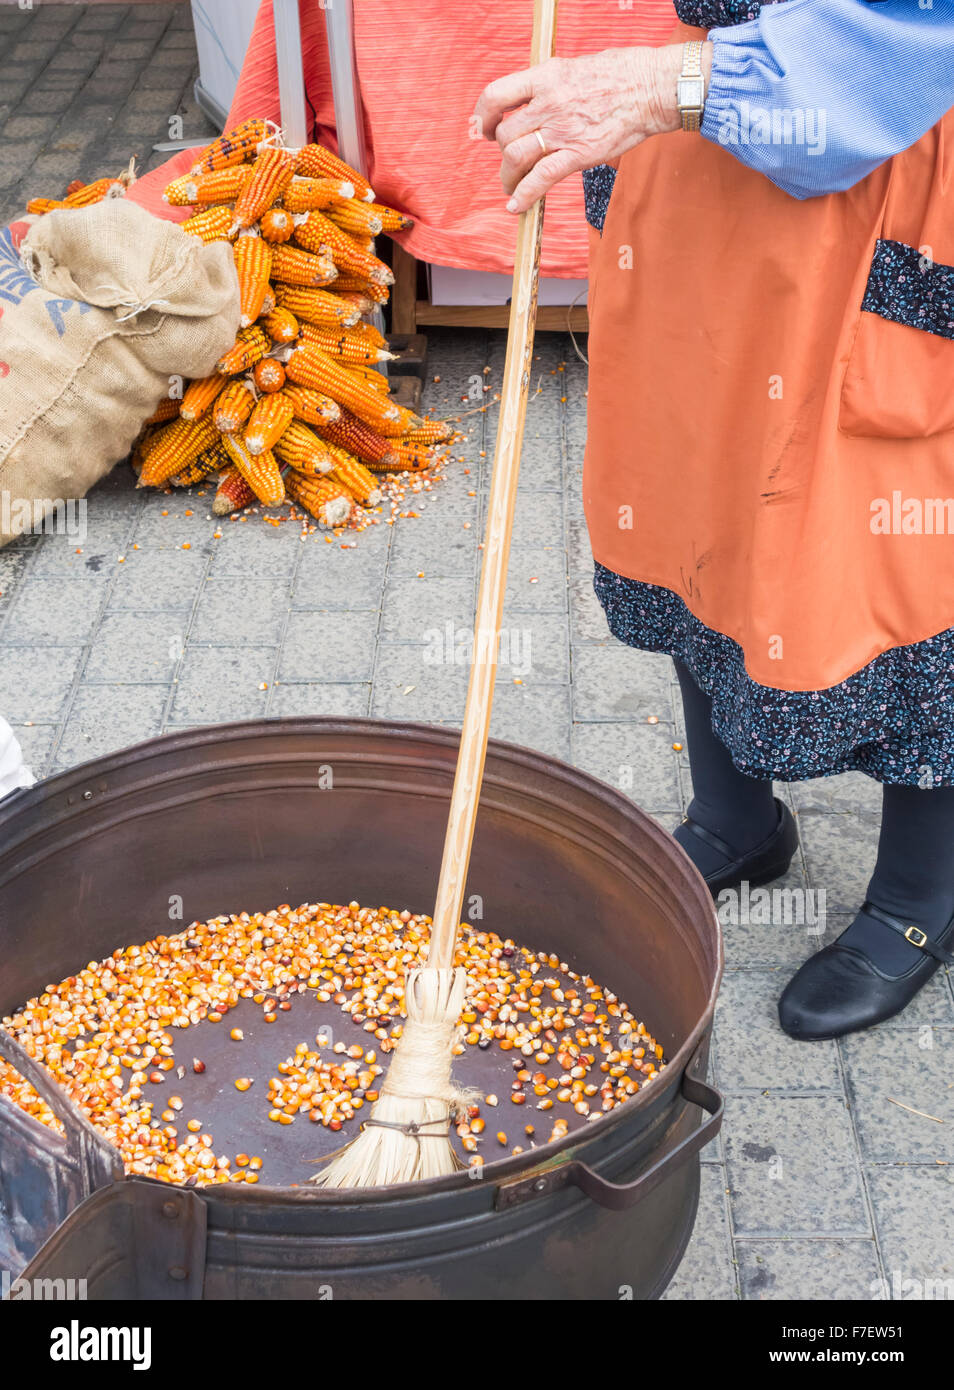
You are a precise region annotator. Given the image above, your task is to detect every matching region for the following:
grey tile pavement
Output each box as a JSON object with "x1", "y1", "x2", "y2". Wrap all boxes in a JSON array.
[{"x1": 1, "y1": 3, "x2": 950, "y2": 1303}]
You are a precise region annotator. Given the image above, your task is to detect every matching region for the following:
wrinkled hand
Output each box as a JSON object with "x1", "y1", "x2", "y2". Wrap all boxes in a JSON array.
[{"x1": 474, "y1": 45, "x2": 689, "y2": 212}]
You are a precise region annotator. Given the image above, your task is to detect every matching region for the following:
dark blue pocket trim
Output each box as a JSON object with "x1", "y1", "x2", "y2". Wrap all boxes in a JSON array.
[
  {"x1": 861, "y1": 239, "x2": 954, "y2": 342},
  {"x1": 673, "y1": 0, "x2": 761, "y2": 26},
  {"x1": 582, "y1": 164, "x2": 617, "y2": 234}
]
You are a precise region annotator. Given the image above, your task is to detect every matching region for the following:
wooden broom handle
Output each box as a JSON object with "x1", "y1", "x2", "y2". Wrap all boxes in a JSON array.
[{"x1": 427, "y1": 0, "x2": 559, "y2": 970}]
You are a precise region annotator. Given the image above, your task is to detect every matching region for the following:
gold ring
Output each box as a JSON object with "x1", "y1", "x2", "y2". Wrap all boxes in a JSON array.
[{"x1": 532, "y1": 129, "x2": 547, "y2": 156}]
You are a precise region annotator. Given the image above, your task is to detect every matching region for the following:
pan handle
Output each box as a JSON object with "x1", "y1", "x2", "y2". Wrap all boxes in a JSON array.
[
  {"x1": 495, "y1": 1040, "x2": 723, "y2": 1212},
  {"x1": 0, "y1": 1025, "x2": 123, "y2": 1188}
]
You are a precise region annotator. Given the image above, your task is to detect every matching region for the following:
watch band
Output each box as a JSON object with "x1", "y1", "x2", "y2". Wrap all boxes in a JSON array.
[{"x1": 677, "y1": 40, "x2": 706, "y2": 133}]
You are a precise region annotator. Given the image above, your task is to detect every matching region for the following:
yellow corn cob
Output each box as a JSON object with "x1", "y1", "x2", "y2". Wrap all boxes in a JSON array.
[
  {"x1": 138, "y1": 417, "x2": 220, "y2": 488},
  {"x1": 261, "y1": 305, "x2": 300, "y2": 344},
  {"x1": 345, "y1": 319, "x2": 387, "y2": 350},
  {"x1": 270, "y1": 243, "x2": 336, "y2": 287},
  {"x1": 244, "y1": 392, "x2": 294, "y2": 455},
  {"x1": 189, "y1": 118, "x2": 268, "y2": 176},
  {"x1": 260, "y1": 286, "x2": 276, "y2": 316},
  {"x1": 403, "y1": 418, "x2": 455, "y2": 445},
  {"x1": 232, "y1": 233, "x2": 273, "y2": 327},
  {"x1": 65, "y1": 177, "x2": 123, "y2": 208},
  {"x1": 284, "y1": 345, "x2": 408, "y2": 434},
  {"x1": 293, "y1": 210, "x2": 394, "y2": 285},
  {"x1": 379, "y1": 441, "x2": 440, "y2": 473},
  {"x1": 322, "y1": 442, "x2": 382, "y2": 506},
  {"x1": 282, "y1": 176, "x2": 355, "y2": 213},
  {"x1": 180, "y1": 205, "x2": 234, "y2": 243},
  {"x1": 221, "y1": 433, "x2": 285, "y2": 506},
  {"x1": 366, "y1": 202, "x2": 414, "y2": 233},
  {"x1": 143, "y1": 396, "x2": 181, "y2": 425},
  {"x1": 253, "y1": 358, "x2": 285, "y2": 394},
  {"x1": 281, "y1": 383, "x2": 341, "y2": 425},
  {"x1": 346, "y1": 364, "x2": 391, "y2": 393},
  {"x1": 285, "y1": 471, "x2": 353, "y2": 528},
  {"x1": 217, "y1": 326, "x2": 270, "y2": 375},
  {"x1": 298, "y1": 324, "x2": 392, "y2": 364},
  {"x1": 213, "y1": 465, "x2": 256, "y2": 516},
  {"x1": 169, "y1": 441, "x2": 231, "y2": 487},
  {"x1": 26, "y1": 196, "x2": 69, "y2": 214},
  {"x1": 273, "y1": 283, "x2": 359, "y2": 329},
  {"x1": 180, "y1": 374, "x2": 226, "y2": 422},
  {"x1": 260, "y1": 207, "x2": 295, "y2": 243},
  {"x1": 325, "y1": 201, "x2": 384, "y2": 238},
  {"x1": 311, "y1": 406, "x2": 398, "y2": 467},
  {"x1": 162, "y1": 175, "x2": 195, "y2": 207},
  {"x1": 231, "y1": 147, "x2": 296, "y2": 230},
  {"x1": 186, "y1": 165, "x2": 253, "y2": 205},
  {"x1": 333, "y1": 275, "x2": 390, "y2": 305},
  {"x1": 273, "y1": 419, "x2": 334, "y2": 476},
  {"x1": 213, "y1": 379, "x2": 256, "y2": 432},
  {"x1": 293, "y1": 144, "x2": 374, "y2": 202}
]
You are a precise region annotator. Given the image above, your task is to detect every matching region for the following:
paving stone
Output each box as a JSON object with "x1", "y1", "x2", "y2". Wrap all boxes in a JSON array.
[
  {"x1": 191, "y1": 578, "x2": 290, "y2": 646},
  {"x1": 371, "y1": 643, "x2": 469, "y2": 723},
  {"x1": 566, "y1": 517, "x2": 594, "y2": 574},
  {"x1": 279, "y1": 612, "x2": 377, "y2": 683},
  {"x1": 9, "y1": 722, "x2": 58, "y2": 776},
  {"x1": 572, "y1": 644, "x2": 672, "y2": 722},
  {"x1": 380, "y1": 576, "x2": 474, "y2": 643},
  {"x1": 489, "y1": 683, "x2": 572, "y2": 761},
  {"x1": 718, "y1": 859, "x2": 833, "y2": 971},
  {"x1": 503, "y1": 546, "x2": 566, "y2": 613},
  {"x1": 570, "y1": 719, "x2": 681, "y2": 813},
  {"x1": 1, "y1": 577, "x2": 104, "y2": 643},
  {"x1": 84, "y1": 611, "x2": 183, "y2": 683},
  {"x1": 797, "y1": 809, "x2": 878, "y2": 912},
  {"x1": 30, "y1": 530, "x2": 128, "y2": 580},
  {"x1": 736, "y1": 1239, "x2": 882, "y2": 1301},
  {"x1": 55, "y1": 682, "x2": 168, "y2": 767},
  {"x1": 568, "y1": 572, "x2": 612, "y2": 643},
  {"x1": 387, "y1": 506, "x2": 477, "y2": 578},
  {"x1": 293, "y1": 542, "x2": 388, "y2": 610},
  {"x1": 107, "y1": 545, "x2": 208, "y2": 613},
  {"x1": 867, "y1": 1168, "x2": 954, "y2": 1296},
  {"x1": 501, "y1": 613, "x2": 568, "y2": 684},
  {"x1": 206, "y1": 517, "x2": 300, "y2": 577},
  {"x1": 714, "y1": 970, "x2": 841, "y2": 1092},
  {"x1": 0, "y1": 645, "x2": 83, "y2": 723},
  {"x1": 661, "y1": 1164, "x2": 738, "y2": 1301},
  {"x1": 171, "y1": 645, "x2": 276, "y2": 724},
  {"x1": 269, "y1": 683, "x2": 370, "y2": 719},
  {"x1": 791, "y1": 770, "x2": 883, "y2": 818},
  {"x1": 841, "y1": 1026, "x2": 954, "y2": 1163}
]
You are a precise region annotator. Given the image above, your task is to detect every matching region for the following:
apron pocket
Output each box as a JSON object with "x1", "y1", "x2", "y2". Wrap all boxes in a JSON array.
[{"x1": 840, "y1": 238, "x2": 954, "y2": 440}]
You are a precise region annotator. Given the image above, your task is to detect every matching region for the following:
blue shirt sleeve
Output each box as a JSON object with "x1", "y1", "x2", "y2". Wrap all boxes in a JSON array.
[{"x1": 700, "y1": 0, "x2": 954, "y2": 199}]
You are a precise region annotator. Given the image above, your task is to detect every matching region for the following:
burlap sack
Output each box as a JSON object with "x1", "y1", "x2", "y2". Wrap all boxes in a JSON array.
[{"x1": 0, "y1": 199, "x2": 239, "y2": 544}]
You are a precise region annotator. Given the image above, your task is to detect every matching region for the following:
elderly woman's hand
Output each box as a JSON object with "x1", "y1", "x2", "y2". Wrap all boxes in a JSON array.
[{"x1": 474, "y1": 45, "x2": 708, "y2": 212}]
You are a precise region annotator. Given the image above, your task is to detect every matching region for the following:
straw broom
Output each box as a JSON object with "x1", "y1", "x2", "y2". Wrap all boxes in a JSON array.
[{"x1": 312, "y1": 0, "x2": 558, "y2": 1189}]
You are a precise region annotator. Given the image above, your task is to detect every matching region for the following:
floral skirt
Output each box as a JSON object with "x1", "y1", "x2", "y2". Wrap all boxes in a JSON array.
[{"x1": 594, "y1": 565, "x2": 954, "y2": 788}]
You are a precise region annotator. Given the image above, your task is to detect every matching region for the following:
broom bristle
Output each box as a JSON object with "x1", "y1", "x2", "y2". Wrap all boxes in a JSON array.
[{"x1": 310, "y1": 966, "x2": 473, "y2": 1188}]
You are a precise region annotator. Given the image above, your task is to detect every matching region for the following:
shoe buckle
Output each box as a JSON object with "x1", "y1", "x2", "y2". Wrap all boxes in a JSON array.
[{"x1": 904, "y1": 925, "x2": 928, "y2": 949}]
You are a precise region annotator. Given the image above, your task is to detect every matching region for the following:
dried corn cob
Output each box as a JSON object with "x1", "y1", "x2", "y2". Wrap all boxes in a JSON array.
[
  {"x1": 345, "y1": 319, "x2": 388, "y2": 350},
  {"x1": 298, "y1": 324, "x2": 392, "y2": 365},
  {"x1": 293, "y1": 210, "x2": 394, "y2": 284},
  {"x1": 217, "y1": 326, "x2": 270, "y2": 375},
  {"x1": 253, "y1": 358, "x2": 285, "y2": 394},
  {"x1": 232, "y1": 233, "x2": 273, "y2": 327},
  {"x1": 325, "y1": 201, "x2": 383, "y2": 238},
  {"x1": 213, "y1": 379, "x2": 256, "y2": 433},
  {"x1": 260, "y1": 207, "x2": 295, "y2": 243},
  {"x1": 273, "y1": 419, "x2": 334, "y2": 476},
  {"x1": 138, "y1": 417, "x2": 220, "y2": 488},
  {"x1": 221, "y1": 433, "x2": 285, "y2": 506},
  {"x1": 281, "y1": 383, "x2": 341, "y2": 426},
  {"x1": 169, "y1": 441, "x2": 231, "y2": 487},
  {"x1": 26, "y1": 197, "x2": 69, "y2": 215},
  {"x1": 162, "y1": 175, "x2": 194, "y2": 207},
  {"x1": 311, "y1": 407, "x2": 398, "y2": 468},
  {"x1": 180, "y1": 205, "x2": 234, "y2": 243},
  {"x1": 213, "y1": 466, "x2": 256, "y2": 516},
  {"x1": 180, "y1": 374, "x2": 226, "y2": 422},
  {"x1": 333, "y1": 276, "x2": 390, "y2": 305},
  {"x1": 345, "y1": 364, "x2": 391, "y2": 393},
  {"x1": 189, "y1": 118, "x2": 268, "y2": 176},
  {"x1": 284, "y1": 345, "x2": 407, "y2": 434},
  {"x1": 379, "y1": 441, "x2": 440, "y2": 473},
  {"x1": 403, "y1": 418, "x2": 455, "y2": 445},
  {"x1": 333, "y1": 290, "x2": 376, "y2": 316},
  {"x1": 65, "y1": 177, "x2": 123, "y2": 208},
  {"x1": 322, "y1": 442, "x2": 382, "y2": 506},
  {"x1": 294, "y1": 144, "x2": 374, "y2": 203},
  {"x1": 282, "y1": 176, "x2": 355, "y2": 214},
  {"x1": 270, "y1": 243, "x2": 337, "y2": 287},
  {"x1": 245, "y1": 392, "x2": 294, "y2": 455},
  {"x1": 285, "y1": 471, "x2": 353, "y2": 528},
  {"x1": 143, "y1": 396, "x2": 181, "y2": 426},
  {"x1": 366, "y1": 202, "x2": 414, "y2": 233},
  {"x1": 274, "y1": 283, "x2": 359, "y2": 329},
  {"x1": 186, "y1": 165, "x2": 253, "y2": 205},
  {"x1": 231, "y1": 147, "x2": 296, "y2": 231},
  {"x1": 260, "y1": 305, "x2": 299, "y2": 344}
]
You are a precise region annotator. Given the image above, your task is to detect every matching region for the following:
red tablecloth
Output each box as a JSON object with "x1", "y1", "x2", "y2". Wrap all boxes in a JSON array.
[{"x1": 129, "y1": 1, "x2": 677, "y2": 278}]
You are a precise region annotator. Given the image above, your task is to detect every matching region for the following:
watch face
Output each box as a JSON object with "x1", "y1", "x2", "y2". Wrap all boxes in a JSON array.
[{"x1": 678, "y1": 76, "x2": 705, "y2": 109}]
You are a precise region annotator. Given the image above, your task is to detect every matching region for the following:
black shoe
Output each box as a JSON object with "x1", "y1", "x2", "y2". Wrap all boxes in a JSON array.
[
  {"x1": 778, "y1": 901, "x2": 954, "y2": 1041},
  {"x1": 677, "y1": 797, "x2": 799, "y2": 897}
]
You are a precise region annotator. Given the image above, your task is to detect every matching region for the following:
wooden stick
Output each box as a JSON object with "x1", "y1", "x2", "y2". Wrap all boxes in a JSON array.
[{"x1": 427, "y1": 0, "x2": 558, "y2": 971}]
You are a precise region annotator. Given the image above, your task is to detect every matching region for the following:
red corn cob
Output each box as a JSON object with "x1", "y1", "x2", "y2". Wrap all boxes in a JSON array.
[
  {"x1": 311, "y1": 406, "x2": 399, "y2": 468},
  {"x1": 213, "y1": 466, "x2": 256, "y2": 516}
]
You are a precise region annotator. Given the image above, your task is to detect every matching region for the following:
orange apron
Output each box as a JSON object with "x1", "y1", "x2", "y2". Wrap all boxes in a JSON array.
[{"x1": 583, "y1": 25, "x2": 954, "y2": 694}]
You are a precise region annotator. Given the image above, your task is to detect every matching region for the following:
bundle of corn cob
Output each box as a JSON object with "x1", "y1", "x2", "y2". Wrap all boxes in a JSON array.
[{"x1": 132, "y1": 118, "x2": 456, "y2": 531}]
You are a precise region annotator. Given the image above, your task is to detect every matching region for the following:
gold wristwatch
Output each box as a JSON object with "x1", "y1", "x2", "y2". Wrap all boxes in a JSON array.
[{"x1": 677, "y1": 40, "x2": 706, "y2": 132}]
